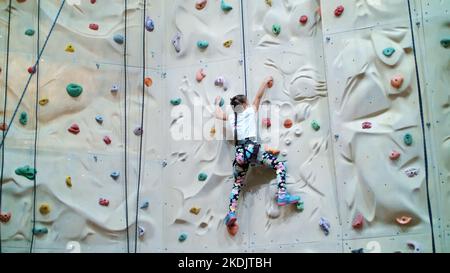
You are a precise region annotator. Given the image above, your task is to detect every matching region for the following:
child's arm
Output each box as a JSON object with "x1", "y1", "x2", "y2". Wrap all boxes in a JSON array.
[
  {"x1": 214, "y1": 96, "x2": 227, "y2": 121},
  {"x1": 253, "y1": 76, "x2": 273, "y2": 112}
]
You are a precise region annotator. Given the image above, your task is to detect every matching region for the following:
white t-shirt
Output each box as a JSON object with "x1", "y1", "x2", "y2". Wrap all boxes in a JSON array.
[{"x1": 228, "y1": 106, "x2": 257, "y2": 141}]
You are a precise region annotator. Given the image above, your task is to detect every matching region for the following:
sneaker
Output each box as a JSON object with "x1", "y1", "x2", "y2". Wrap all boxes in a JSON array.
[
  {"x1": 225, "y1": 211, "x2": 237, "y2": 227},
  {"x1": 277, "y1": 193, "x2": 300, "y2": 206}
]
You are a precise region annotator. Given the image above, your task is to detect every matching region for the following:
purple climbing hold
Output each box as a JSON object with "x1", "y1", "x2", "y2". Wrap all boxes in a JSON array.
[
  {"x1": 134, "y1": 127, "x2": 143, "y2": 136},
  {"x1": 145, "y1": 17, "x2": 154, "y2": 32},
  {"x1": 319, "y1": 217, "x2": 330, "y2": 236}
]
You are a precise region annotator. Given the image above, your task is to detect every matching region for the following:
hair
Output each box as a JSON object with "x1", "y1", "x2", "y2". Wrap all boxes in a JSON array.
[{"x1": 230, "y1": 95, "x2": 247, "y2": 108}]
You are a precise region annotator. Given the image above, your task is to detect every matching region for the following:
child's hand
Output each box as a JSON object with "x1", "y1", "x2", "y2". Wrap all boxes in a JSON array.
[{"x1": 265, "y1": 76, "x2": 274, "y2": 88}]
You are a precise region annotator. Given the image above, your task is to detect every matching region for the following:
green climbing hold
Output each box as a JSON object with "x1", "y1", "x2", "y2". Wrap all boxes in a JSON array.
[
  {"x1": 311, "y1": 120, "x2": 320, "y2": 131},
  {"x1": 170, "y1": 98, "x2": 182, "y2": 106},
  {"x1": 197, "y1": 40, "x2": 209, "y2": 49},
  {"x1": 66, "y1": 83, "x2": 83, "y2": 98},
  {"x1": 383, "y1": 47, "x2": 395, "y2": 57},
  {"x1": 272, "y1": 24, "x2": 281, "y2": 36},
  {"x1": 15, "y1": 165, "x2": 37, "y2": 180},
  {"x1": 404, "y1": 133, "x2": 413, "y2": 146},
  {"x1": 19, "y1": 112, "x2": 28, "y2": 126},
  {"x1": 441, "y1": 38, "x2": 450, "y2": 48},
  {"x1": 219, "y1": 97, "x2": 225, "y2": 107},
  {"x1": 198, "y1": 172, "x2": 208, "y2": 181},
  {"x1": 25, "y1": 29, "x2": 35, "y2": 36},
  {"x1": 221, "y1": 0, "x2": 233, "y2": 12},
  {"x1": 296, "y1": 201, "x2": 304, "y2": 212},
  {"x1": 178, "y1": 232, "x2": 188, "y2": 242}
]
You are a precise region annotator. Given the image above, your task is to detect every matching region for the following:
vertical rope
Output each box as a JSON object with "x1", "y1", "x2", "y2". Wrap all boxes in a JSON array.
[
  {"x1": 0, "y1": 0, "x2": 13, "y2": 254},
  {"x1": 239, "y1": 0, "x2": 248, "y2": 96},
  {"x1": 123, "y1": 0, "x2": 130, "y2": 253}
]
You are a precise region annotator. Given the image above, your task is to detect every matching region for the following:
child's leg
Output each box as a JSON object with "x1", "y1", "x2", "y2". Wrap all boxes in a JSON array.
[
  {"x1": 226, "y1": 146, "x2": 249, "y2": 226},
  {"x1": 258, "y1": 151, "x2": 287, "y2": 194}
]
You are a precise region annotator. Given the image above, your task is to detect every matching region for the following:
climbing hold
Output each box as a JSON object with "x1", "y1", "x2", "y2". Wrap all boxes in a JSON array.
[
  {"x1": 0, "y1": 212, "x2": 11, "y2": 223},
  {"x1": 262, "y1": 118, "x2": 271, "y2": 128},
  {"x1": 198, "y1": 172, "x2": 208, "y2": 182},
  {"x1": 110, "y1": 171, "x2": 120, "y2": 180},
  {"x1": 144, "y1": 77, "x2": 153, "y2": 87},
  {"x1": 99, "y1": 198, "x2": 110, "y2": 207},
  {"x1": 407, "y1": 241, "x2": 422, "y2": 253},
  {"x1": 103, "y1": 136, "x2": 112, "y2": 145},
  {"x1": 178, "y1": 232, "x2": 188, "y2": 242},
  {"x1": 210, "y1": 127, "x2": 216, "y2": 136},
  {"x1": 396, "y1": 216, "x2": 412, "y2": 225},
  {"x1": 66, "y1": 83, "x2": 83, "y2": 98},
  {"x1": 281, "y1": 150, "x2": 288, "y2": 156},
  {"x1": 441, "y1": 39, "x2": 450, "y2": 48},
  {"x1": 111, "y1": 85, "x2": 119, "y2": 94},
  {"x1": 145, "y1": 16, "x2": 154, "y2": 32},
  {"x1": 196, "y1": 69, "x2": 206, "y2": 82},
  {"x1": 172, "y1": 32, "x2": 182, "y2": 53},
  {"x1": 138, "y1": 226, "x2": 145, "y2": 238},
  {"x1": 404, "y1": 133, "x2": 413, "y2": 146},
  {"x1": 351, "y1": 248, "x2": 364, "y2": 253},
  {"x1": 32, "y1": 227, "x2": 48, "y2": 235},
  {"x1": 170, "y1": 98, "x2": 182, "y2": 106},
  {"x1": 295, "y1": 129, "x2": 302, "y2": 137},
  {"x1": 28, "y1": 66, "x2": 36, "y2": 74},
  {"x1": 214, "y1": 76, "x2": 229, "y2": 91},
  {"x1": 195, "y1": 0, "x2": 207, "y2": 10},
  {"x1": 334, "y1": 5, "x2": 344, "y2": 17},
  {"x1": 283, "y1": 119, "x2": 293, "y2": 129},
  {"x1": 66, "y1": 176, "x2": 72, "y2": 188},
  {"x1": 405, "y1": 167, "x2": 420, "y2": 178},
  {"x1": 296, "y1": 201, "x2": 304, "y2": 212},
  {"x1": 91, "y1": 0, "x2": 96, "y2": 4},
  {"x1": 272, "y1": 24, "x2": 281, "y2": 36},
  {"x1": 39, "y1": 98, "x2": 49, "y2": 106},
  {"x1": 140, "y1": 201, "x2": 149, "y2": 209},
  {"x1": 39, "y1": 203, "x2": 51, "y2": 215},
  {"x1": 352, "y1": 213, "x2": 364, "y2": 229},
  {"x1": 319, "y1": 217, "x2": 331, "y2": 236},
  {"x1": 389, "y1": 151, "x2": 401, "y2": 160},
  {"x1": 391, "y1": 75, "x2": 404, "y2": 89},
  {"x1": 219, "y1": 97, "x2": 225, "y2": 107},
  {"x1": 299, "y1": 15, "x2": 308, "y2": 25},
  {"x1": 134, "y1": 127, "x2": 143, "y2": 136},
  {"x1": 15, "y1": 165, "x2": 37, "y2": 180},
  {"x1": 383, "y1": 47, "x2": 395, "y2": 57},
  {"x1": 113, "y1": 34, "x2": 124, "y2": 45},
  {"x1": 68, "y1": 123, "x2": 80, "y2": 135},
  {"x1": 265, "y1": 0, "x2": 272, "y2": 7},
  {"x1": 19, "y1": 112, "x2": 28, "y2": 126},
  {"x1": 0, "y1": 123, "x2": 7, "y2": 131},
  {"x1": 65, "y1": 44, "x2": 75, "y2": 53},
  {"x1": 221, "y1": 0, "x2": 232, "y2": 12},
  {"x1": 223, "y1": 40, "x2": 233, "y2": 48},
  {"x1": 95, "y1": 115, "x2": 104, "y2": 124},
  {"x1": 362, "y1": 121, "x2": 372, "y2": 129},
  {"x1": 285, "y1": 139, "x2": 291, "y2": 146},
  {"x1": 190, "y1": 207, "x2": 201, "y2": 215},
  {"x1": 89, "y1": 23, "x2": 99, "y2": 31},
  {"x1": 197, "y1": 40, "x2": 209, "y2": 49},
  {"x1": 311, "y1": 120, "x2": 320, "y2": 131},
  {"x1": 25, "y1": 29, "x2": 35, "y2": 36}
]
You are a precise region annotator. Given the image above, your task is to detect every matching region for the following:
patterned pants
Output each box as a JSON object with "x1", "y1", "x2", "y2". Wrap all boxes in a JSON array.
[{"x1": 229, "y1": 141, "x2": 287, "y2": 213}]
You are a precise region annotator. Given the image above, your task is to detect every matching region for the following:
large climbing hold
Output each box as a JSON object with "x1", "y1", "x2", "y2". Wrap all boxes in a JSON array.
[
  {"x1": 39, "y1": 203, "x2": 51, "y2": 215},
  {"x1": 334, "y1": 5, "x2": 344, "y2": 17},
  {"x1": 198, "y1": 172, "x2": 208, "y2": 182},
  {"x1": 196, "y1": 69, "x2": 206, "y2": 82},
  {"x1": 404, "y1": 133, "x2": 413, "y2": 146},
  {"x1": 15, "y1": 165, "x2": 37, "y2": 180},
  {"x1": 391, "y1": 75, "x2": 404, "y2": 89},
  {"x1": 25, "y1": 29, "x2": 35, "y2": 36},
  {"x1": 172, "y1": 32, "x2": 181, "y2": 53},
  {"x1": 145, "y1": 17, "x2": 155, "y2": 32},
  {"x1": 352, "y1": 213, "x2": 364, "y2": 229},
  {"x1": 221, "y1": 0, "x2": 232, "y2": 12},
  {"x1": 66, "y1": 83, "x2": 83, "y2": 98},
  {"x1": 272, "y1": 24, "x2": 281, "y2": 36},
  {"x1": 113, "y1": 34, "x2": 124, "y2": 45},
  {"x1": 68, "y1": 123, "x2": 80, "y2": 134},
  {"x1": 170, "y1": 98, "x2": 182, "y2": 106},
  {"x1": 197, "y1": 40, "x2": 209, "y2": 49},
  {"x1": 19, "y1": 112, "x2": 28, "y2": 126},
  {"x1": 195, "y1": 0, "x2": 207, "y2": 10},
  {"x1": 65, "y1": 44, "x2": 75, "y2": 53},
  {"x1": 319, "y1": 217, "x2": 331, "y2": 235},
  {"x1": 441, "y1": 38, "x2": 450, "y2": 48},
  {"x1": 0, "y1": 212, "x2": 11, "y2": 223},
  {"x1": 383, "y1": 47, "x2": 395, "y2": 57}
]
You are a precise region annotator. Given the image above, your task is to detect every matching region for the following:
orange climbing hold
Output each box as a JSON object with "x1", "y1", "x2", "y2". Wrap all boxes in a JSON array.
[
  {"x1": 391, "y1": 75, "x2": 404, "y2": 89},
  {"x1": 144, "y1": 77, "x2": 153, "y2": 87},
  {"x1": 265, "y1": 145, "x2": 280, "y2": 155},
  {"x1": 283, "y1": 119, "x2": 293, "y2": 129},
  {"x1": 396, "y1": 216, "x2": 412, "y2": 225}
]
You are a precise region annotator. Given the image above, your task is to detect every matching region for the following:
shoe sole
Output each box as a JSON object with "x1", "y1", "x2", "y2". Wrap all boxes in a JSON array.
[
  {"x1": 226, "y1": 217, "x2": 237, "y2": 227},
  {"x1": 277, "y1": 200, "x2": 300, "y2": 206}
]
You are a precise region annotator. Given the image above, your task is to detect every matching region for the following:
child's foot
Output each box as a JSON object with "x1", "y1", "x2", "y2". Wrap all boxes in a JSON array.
[
  {"x1": 227, "y1": 223, "x2": 239, "y2": 236},
  {"x1": 277, "y1": 192, "x2": 300, "y2": 206},
  {"x1": 225, "y1": 211, "x2": 237, "y2": 227}
]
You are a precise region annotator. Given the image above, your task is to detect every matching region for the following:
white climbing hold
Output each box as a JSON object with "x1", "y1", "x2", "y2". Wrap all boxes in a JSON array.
[
  {"x1": 138, "y1": 226, "x2": 145, "y2": 237},
  {"x1": 285, "y1": 139, "x2": 291, "y2": 146},
  {"x1": 172, "y1": 32, "x2": 181, "y2": 53}
]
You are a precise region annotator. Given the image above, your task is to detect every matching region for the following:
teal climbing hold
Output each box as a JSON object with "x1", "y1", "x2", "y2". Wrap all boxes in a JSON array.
[
  {"x1": 311, "y1": 120, "x2": 320, "y2": 131},
  {"x1": 383, "y1": 47, "x2": 395, "y2": 57},
  {"x1": 221, "y1": 0, "x2": 232, "y2": 12},
  {"x1": 198, "y1": 172, "x2": 208, "y2": 181},
  {"x1": 113, "y1": 34, "x2": 124, "y2": 45},
  {"x1": 441, "y1": 38, "x2": 450, "y2": 48},
  {"x1": 19, "y1": 112, "x2": 28, "y2": 126},
  {"x1": 170, "y1": 98, "x2": 182, "y2": 106},
  {"x1": 25, "y1": 29, "x2": 35, "y2": 36},
  {"x1": 219, "y1": 97, "x2": 225, "y2": 107},
  {"x1": 272, "y1": 24, "x2": 281, "y2": 36},
  {"x1": 66, "y1": 83, "x2": 83, "y2": 98},
  {"x1": 404, "y1": 133, "x2": 413, "y2": 146},
  {"x1": 197, "y1": 40, "x2": 209, "y2": 49},
  {"x1": 296, "y1": 201, "x2": 304, "y2": 212},
  {"x1": 178, "y1": 232, "x2": 188, "y2": 242},
  {"x1": 32, "y1": 227, "x2": 48, "y2": 235},
  {"x1": 15, "y1": 165, "x2": 37, "y2": 180}
]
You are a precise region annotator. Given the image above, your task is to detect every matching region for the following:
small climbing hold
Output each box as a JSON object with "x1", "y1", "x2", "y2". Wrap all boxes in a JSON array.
[
  {"x1": 19, "y1": 112, "x2": 28, "y2": 126},
  {"x1": 285, "y1": 139, "x2": 291, "y2": 146},
  {"x1": 111, "y1": 85, "x2": 119, "y2": 94},
  {"x1": 172, "y1": 32, "x2": 181, "y2": 53},
  {"x1": 91, "y1": 0, "x2": 96, "y2": 3},
  {"x1": 221, "y1": 0, "x2": 232, "y2": 12},
  {"x1": 214, "y1": 76, "x2": 229, "y2": 91},
  {"x1": 99, "y1": 198, "x2": 110, "y2": 207},
  {"x1": 362, "y1": 121, "x2": 372, "y2": 129},
  {"x1": 39, "y1": 203, "x2": 51, "y2": 215},
  {"x1": 319, "y1": 217, "x2": 331, "y2": 236},
  {"x1": 145, "y1": 16, "x2": 154, "y2": 32},
  {"x1": 39, "y1": 98, "x2": 49, "y2": 106},
  {"x1": 334, "y1": 5, "x2": 344, "y2": 17},
  {"x1": 0, "y1": 212, "x2": 11, "y2": 223},
  {"x1": 110, "y1": 171, "x2": 120, "y2": 180},
  {"x1": 440, "y1": 39, "x2": 450, "y2": 48},
  {"x1": 144, "y1": 77, "x2": 153, "y2": 87},
  {"x1": 32, "y1": 227, "x2": 48, "y2": 235},
  {"x1": 405, "y1": 167, "x2": 420, "y2": 178},
  {"x1": 272, "y1": 24, "x2": 281, "y2": 36},
  {"x1": 283, "y1": 119, "x2": 293, "y2": 129},
  {"x1": 210, "y1": 127, "x2": 216, "y2": 136},
  {"x1": 389, "y1": 151, "x2": 401, "y2": 160},
  {"x1": 89, "y1": 23, "x2": 99, "y2": 31},
  {"x1": 25, "y1": 29, "x2": 35, "y2": 36},
  {"x1": 196, "y1": 69, "x2": 206, "y2": 82},
  {"x1": 65, "y1": 44, "x2": 75, "y2": 53},
  {"x1": 15, "y1": 165, "x2": 36, "y2": 180},
  {"x1": 195, "y1": 0, "x2": 207, "y2": 10},
  {"x1": 103, "y1": 136, "x2": 112, "y2": 145},
  {"x1": 296, "y1": 201, "x2": 304, "y2": 212},
  {"x1": 407, "y1": 241, "x2": 422, "y2": 253},
  {"x1": 113, "y1": 34, "x2": 124, "y2": 45},
  {"x1": 219, "y1": 97, "x2": 225, "y2": 107},
  {"x1": 0, "y1": 123, "x2": 7, "y2": 131},
  {"x1": 197, "y1": 40, "x2": 209, "y2": 49},
  {"x1": 262, "y1": 118, "x2": 271, "y2": 128},
  {"x1": 311, "y1": 120, "x2": 320, "y2": 131},
  {"x1": 352, "y1": 248, "x2": 364, "y2": 253},
  {"x1": 138, "y1": 226, "x2": 145, "y2": 237},
  {"x1": 66, "y1": 83, "x2": 83, "y2": 98},
  {"x1": 198, "y1": 172, "x2": 208, "y2": 182},
  {"x1": 134, "y1": 127, "x2": 143, "y2": 136},
  {"x1": 170, "y1": 98, "x2": 182, "y2": 106},
  {"x1": 396, "y1": 216, "x2": 412, "y2": 225},
  {"x1": 265, "y1": 0, "x2": 272, "y2": 7},
  {"x1": 281, "y1": 150, "x2": 288, "y2": 156},
  {"x1": 140, "y1": 201, "x2": 149, "y2": 209},
  {"x1": 95, "y1": 115, "x2": 104, "y2": 124},
  {"x1": 299, "y1": 15, "x2": 308, "y2": 25},
  {"x1": 66, "y1": 176, "x2": 72, "y2": 188},
  {"x1": 404, "y1": 133, "x2": 413, "y2": 146},
  {"x1": 295, "y1": 129, "x2": 302, "y2": 137},
  {"x1": 68, "y1": 123, "x2": 80, "y2": 135},
  {"x1": 383, "y1": 47, "x2": 396, "y2": 57},
  {"x1": 28, "y1": 66, "x2": 36, "y2": 74},
  {"x1": 223, "y1": 40, "x2": 233, "y2": 48},
  {"x1": 391, "y1": 75, "x2": 404, "y2": 89},
  {"x1": 352, "y1": 213, "x2": 364, "y2": 229},
  {"x1": 190, "y1": 207, "x2": 201, "y2": 215}
]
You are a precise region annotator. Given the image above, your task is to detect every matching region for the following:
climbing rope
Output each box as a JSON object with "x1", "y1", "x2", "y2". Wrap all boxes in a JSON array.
[
  {"x1": 134, "y1": 0, "x2": 147, "y2": 253},
  {"x1": 239, "y1": 0, "x2": 248, "y2": 97},
  {"x1": 0, "y1": 0, "x2": 66, "y2": 150},
  {"x1": 0, "y1": 0, "x2": 13, "y2": 254}
]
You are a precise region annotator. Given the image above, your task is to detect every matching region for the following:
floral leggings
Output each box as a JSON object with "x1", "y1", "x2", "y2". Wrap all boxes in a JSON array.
[{"x1": 229, "y1": 141, "x2": 287, "y2": 213}]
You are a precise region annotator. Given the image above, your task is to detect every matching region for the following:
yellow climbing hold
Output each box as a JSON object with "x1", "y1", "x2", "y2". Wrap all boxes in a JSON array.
[
  {"x1": 265, "y1": 0, "x2": 272, "y2": 7},
  {"x1": 66, "y1": 176, "x2": 72, "y2": 188},
  {"x1": 39, "y1": 203, "x2": 51, "y2": 215},
  {"x1": 39, "y1": 98, "x2": 49, "y2": 106},
  {"x1": 223, "y1": 40, "x2": 233, "y2": 48},
  {"x1": 210, "y1": 127, "x2": 216, "y2": 136},
  {"x1": 190, "y1": 207, "x2": 201, "y2": 215},
  {"x1": 65, "y1": 44, "x2": 75, "y2": 53}
]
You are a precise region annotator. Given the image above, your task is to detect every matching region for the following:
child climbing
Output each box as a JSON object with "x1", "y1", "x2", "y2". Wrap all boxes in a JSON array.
[{"x1": 214, "y1": 77, "x2": 300, "y2": 236}]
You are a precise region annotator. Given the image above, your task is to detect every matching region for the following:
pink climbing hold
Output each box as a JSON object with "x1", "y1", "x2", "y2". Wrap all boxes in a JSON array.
[
  {"x1": 89, "y1": 23, "x2": 99, "y2": 31},
  {"x1": 99, "y1": 198, "x2": 109, "y2": 206},
  {"x1": 0, "y1": 211, "x2": 11, "y2": 223},
  {"x1": 299, "y1": 15, "x2": 308, "y2": 25},
  {"x1": 389, "y1": 151, "x2": 401, "y2": 160},
  {"x1": 103, "y1": 136, "x2": 112, "y2": 145},
  {"x1": 196, "y1": 69, "x2": 206, "y2": 82},
  {"x1": 90, "y1": 0, "x2": 96, "y2": 4},
  {"x1": 68, "y1": 123, "x2": 80, "y2": 135},
  {"x1": 396, "y1": 216, "x2": 412, "y2": 225},
  {"x1": 28, "y1": 66, "x2": 36, "y2": 74},
  {"x1": 362, "y1": 122, "x2": 372, "y2": 129},
  {"x1": 334, "y1": 5, "x2": 344, "y2": 17},
  {"x1": 352, "y1": 213, "x2": 364, "y2": 229},
  {"x1": 391, "y1": 75, "x2": 404, "y2": 89},
  {"x1": 196, "y1": 0, "x2": 207, "y2": 10},
  {"x1": 262, "y1": 118, "x2": 271, "y2": 128}
]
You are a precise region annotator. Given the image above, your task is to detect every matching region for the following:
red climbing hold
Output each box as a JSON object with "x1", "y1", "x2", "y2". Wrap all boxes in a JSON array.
[
  {"x1": 262, "y1": 118, "x2": 271, "y2": 128},
  {"x1": 0, "y1": 212, "x2": 11, "y2": 223},
  {"x1": 0, "y1": 123, "x2": 7, "y2": 131},
  {"x1": 68, "y1": 124, "x2": 80, "y2": 135},
  {"x1": 103, "y1": 136, "x2": 112, "y2": 145},
  {"x1": 89, "y1": 23, "x2": 99, "y2": 31},
  {"x1": 283, "y1": 119, "x2": 293, "y2": 129},
  {"x1": 99, "y1": 198, "x2": 109, "y2": 206},
  {"x1": 334, "y1": 5, "x2": 344, "y2": 17},
  {"x1": 362, "y1": 122, "x2": 372, "y2": 129},
  {"x1": 28, "y1": 66, "x2": 36, "y2": 74},
  {"x1": 144, "y1": 77, "x2": 153, "y2": 87},
  {"x1": 299, "y1": 15, "x2": 308, "y2": 25},
  {"x1": 389, "y1": 151, "x2": 401, "y2": 160},
  {"x1": 352, "y1": 213, "x2": 364, "y2": 229},
  {"x1": 90, "y1": 0, "x2": 96, "y2": 4}
]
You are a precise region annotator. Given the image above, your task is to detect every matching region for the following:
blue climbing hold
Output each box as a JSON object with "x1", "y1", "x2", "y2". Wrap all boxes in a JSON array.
[
  {"x1": 221, "y1": 0, "x2": 232, "y2": 12},
  {"x1": 319, "y1": 217, "x2": 330, "y2": 236},
  {"x1": 145, "y1": 16, "x2": 155, "y2": 32},
  {"x1": 113, "y1": 34, "x2": 124, "y2": 45},
  {"x1": 32, "y1": 227, "x2": 48, "y2": 235},
  {"x1": 110, "y1": 171, "x2": 120, "y2": 180},
  {"x1": 178, "y1": 232, "x2": 188, "y2": 242},
  {"x1": 140, "y1": 201, "x2": 149, "y2": 209},
  {"x1": 95, "y1": 115, "x2": 104, "y2": 124},
  {"x1": 383, "y1": 47, "x2": 395, "y2": 57},
  {"x1": 197, "y1": 40, "x2": 209, "y2": 49}
]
